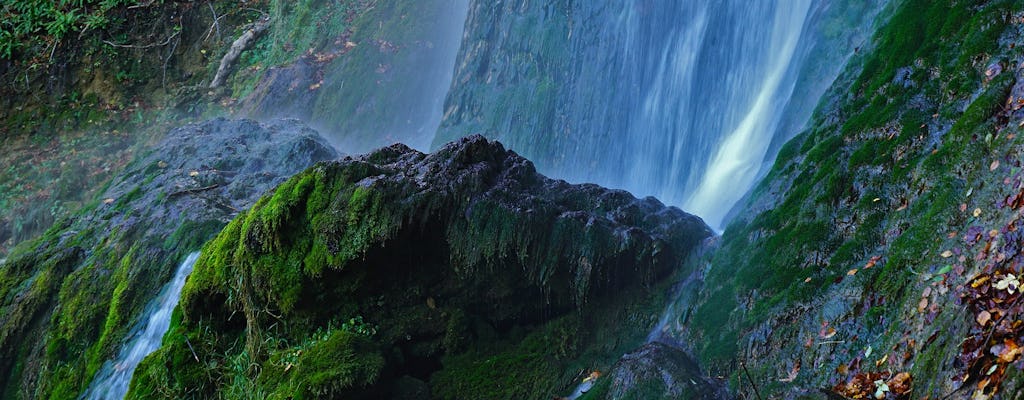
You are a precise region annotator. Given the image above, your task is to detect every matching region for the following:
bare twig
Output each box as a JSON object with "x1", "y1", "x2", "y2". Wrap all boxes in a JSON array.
[
  {"x1": 203, "y1": 1, "x2": 223, "y2": 42},
  {"x1": 183, "y1": 335, "x2": 200, "y2": 362},
  {"x1": 103, "y1": 30, "x2": 180, "y2": 49},
  {"x1": 127, "y1": 0, "x2": 157, "y2": 10},
  {"x1": 169, "y1": 184, "x2": 221, "y2": 197},
  {"x1": 162, "y1": 23, "x2": 181, "y2": 88},
  {"x1": 741, "y1": 361, "x2": 764, "y2": 400},
  {"x1": 209, "y1": 17, "x2": 271, "y2": 88}
]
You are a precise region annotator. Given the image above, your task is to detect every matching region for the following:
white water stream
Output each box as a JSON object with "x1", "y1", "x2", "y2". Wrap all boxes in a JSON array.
[{"x1": 81, "y1": 252, "x2": 200, "y2": 400}]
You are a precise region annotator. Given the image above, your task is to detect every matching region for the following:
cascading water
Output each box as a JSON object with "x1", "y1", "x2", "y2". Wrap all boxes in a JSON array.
[
  {"x1": 82, "y1": 252, "x2": 200, "y2": 400},
  {"x1": 437, "y1": 0, "x2": 882, "y2": 230}
]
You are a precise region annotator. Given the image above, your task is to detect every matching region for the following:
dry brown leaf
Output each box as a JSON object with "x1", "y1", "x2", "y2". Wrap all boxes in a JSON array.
[
  {"x1": 848, "y1": 268, "x2": 859, "y2": 276},
  {"x1": 779, "y1": 359, "x2": 801, "y2": 382},
  {"x1": 977, "y1": 310, "x2": 992, "y2": 326},
  {"x1": 918, "y1": 297, "x2": 929, "y2": 313},
  {"x1": 837, "y1": 363, "x2": 850, "y2": 375},
  {"x1": 103, "y1": 198, "x2": 115, "y2": 204},
  {"x1": 991, "y1": 160, "x2": 1001, "y2": 171}
]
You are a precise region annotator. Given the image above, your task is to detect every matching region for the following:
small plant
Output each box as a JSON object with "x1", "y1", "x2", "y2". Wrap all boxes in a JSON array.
[{"x1": 340, "y1": 316, "x2": 378, "y2": 337}]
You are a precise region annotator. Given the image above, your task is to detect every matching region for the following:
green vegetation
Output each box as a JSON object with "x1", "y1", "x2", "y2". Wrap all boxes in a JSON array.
[
  {"x1": 128, "y1": 140, "x2": 708, "y2": 399},
  {"x1": 686, "y1": 0, "x2": 1024, "y2": 390},
  {"x1": 0, "y1": 0, "x2": 143, "y2": 60}
]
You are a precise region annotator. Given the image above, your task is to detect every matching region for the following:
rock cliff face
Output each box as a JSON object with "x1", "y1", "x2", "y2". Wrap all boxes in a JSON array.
[
  {"x1": 129, "y1": 135, "x2": 713, "y2": 399},
  {"x1": 672, "y1": 0, "x2": 1024, "y2": 399},
  {"x1": 0, "y1": 118, "x2": 337, "y2": 399}
]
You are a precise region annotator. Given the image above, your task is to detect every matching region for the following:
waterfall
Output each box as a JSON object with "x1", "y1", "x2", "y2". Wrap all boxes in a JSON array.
[
  {"x1": 438, "y1": 0, "x2": 881, "y2": 230},
  {"x1": 622, "y1": 1, "x2": 814, "y2": 229},
  {"x1": 82, "y1": 252, "x2": 200, "y2": 400}
]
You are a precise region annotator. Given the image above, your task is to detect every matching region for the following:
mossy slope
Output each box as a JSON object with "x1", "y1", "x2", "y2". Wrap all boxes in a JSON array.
[
  {"x1": 0, "y1": 118, "x2": 336, "y2": 399},
  {"x1": 681, "y1": 0, "x2": 1024, "y2": 398},
  {"x1": 130, "y1": 135, "x2": 712, "y2": 399}
]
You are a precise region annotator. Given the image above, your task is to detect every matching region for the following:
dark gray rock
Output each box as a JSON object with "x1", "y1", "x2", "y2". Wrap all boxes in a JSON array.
[{"x1": 601, "y1": 342, "x2": 731, "y2": 400}]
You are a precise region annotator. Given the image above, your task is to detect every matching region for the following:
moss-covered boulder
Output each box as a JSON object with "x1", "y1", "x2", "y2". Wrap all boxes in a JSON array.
[
  {"x1": 129, "y1": 135, "x2": 713, "y2": 399},
  {"x1": 579, "y1": 342, "x2": 730, "y2": 400},
  {"x1": 0, "y1": 118, "x2": 337, "y2": 399}
]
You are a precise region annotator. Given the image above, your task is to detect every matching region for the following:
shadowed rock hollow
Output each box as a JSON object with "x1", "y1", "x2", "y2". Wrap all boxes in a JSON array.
[{"x1": 130, "y1": 135, "x2": 714, "y2": 399}]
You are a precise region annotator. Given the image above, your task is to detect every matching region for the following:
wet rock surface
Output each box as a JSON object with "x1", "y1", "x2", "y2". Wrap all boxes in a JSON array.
[
  {"x1": 599, "y1": 342, "x2": 731, "y2": 400},
  {"x1": 0, "y1": 118, "x2": 337, "y2": 399},
  {"x1": 131, "y1": 135, "x2": 714, "y2": 399}
]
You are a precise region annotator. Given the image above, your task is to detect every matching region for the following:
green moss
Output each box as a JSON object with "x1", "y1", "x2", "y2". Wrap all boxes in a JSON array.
[
  {"x1": 253, "y1": 329, "x2": 385, "y2": 400},
  {"x1": 431, "y1": 316, "x2": 582, "y2": 400},
  {"x1": 132, "y1": 143, "x2": 704, "y2": 399},
  {"x1": 686, "y1": 0, "x2": 1023, "y2": 387}
]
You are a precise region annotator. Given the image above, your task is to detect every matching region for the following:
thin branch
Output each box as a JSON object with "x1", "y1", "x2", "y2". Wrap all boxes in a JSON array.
[
  {"x1": 168, "y1": 184, "x2": 221, "y2": 197},
  {"x1": 162, "y1": 24, "x2": 181, "y2": 88},
  {"x1": 741, "y1": 361, "x2": 764, "y2": 400},
  {"x1": 127, "y1": 0, "x2": 157, "y2": 10},
  {"x1": 183, "y1": 335, "x2": 200, "y2": 362},
  {"x1": 102, "y1": 30, "x2": 180, "y2": 49},
  {"x1": 204, "y1": 1, "x2": 223, "y2": 42}
]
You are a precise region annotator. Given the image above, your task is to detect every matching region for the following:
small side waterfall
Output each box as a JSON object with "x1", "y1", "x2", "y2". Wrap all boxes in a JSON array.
[{"x1": 82, "y1": 252, "x2": 200, "y2": 400}]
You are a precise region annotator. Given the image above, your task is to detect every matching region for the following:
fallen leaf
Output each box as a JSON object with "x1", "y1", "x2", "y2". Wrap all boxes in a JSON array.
[
  {"x1": 848, "y1": 268, "x2": 859, "y2": 276},
  {"x1": 977, "y1": 310, "x2": 992, "y2": 326},
  {"x1": 874, "y1": 379, "x2": 890, "y2": 399},
  {"x1": 994, "y1": 274, "x2": 1020, "y2": 294},
  {"x1": 837, "y1": 363, "x2": 850, "y2": 375},
  {"x1": 918, "y1": 297, "x2": 929, "y2": 313},
  {"x1": 779, "y1": 359, "x2": 801, "y2": 382},
  {"x1": 991, "y1": 339, "x2": 1023, "y2": 363},
  {"x1": 804, "y1": 277, "x2": 812, "y2": 283},
  {"x1": 103, "y1": 198, "x2": 115, "y2": 204},
  {"x1": 991, "y1": 160, "x2": 1001, "y2": 171},
  {"x1": 941, "y1": 250, "x2": 954, "y2": 258},
  {"x1": 975, "y1": 208, "x2": 983, "y2": 217},
  {"x1": 822, "y1": 327, "x2": 837, "y2": 339}
]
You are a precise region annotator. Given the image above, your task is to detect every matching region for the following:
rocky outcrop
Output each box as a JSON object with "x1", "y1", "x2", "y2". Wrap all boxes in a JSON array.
[
  {"x1": 588, "y1": 342, "x2": 730, "y2": 400},
  {"x1": 129, "y1": 135, "x2": 713, "y2": 399},
  {"x1": 0, "y1": 118, "x2": 337, "y2": 399}
]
